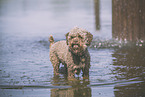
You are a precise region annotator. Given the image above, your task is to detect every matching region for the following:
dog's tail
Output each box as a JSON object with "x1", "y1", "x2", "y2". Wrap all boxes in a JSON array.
[{"x1": 49, "y1": 35, "x2": 54, "y2": 48}]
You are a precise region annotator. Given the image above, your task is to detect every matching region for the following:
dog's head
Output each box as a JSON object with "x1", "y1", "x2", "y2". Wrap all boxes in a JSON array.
[{"x1": 66, "y1": 27, "x2": 93, "y2": 56}]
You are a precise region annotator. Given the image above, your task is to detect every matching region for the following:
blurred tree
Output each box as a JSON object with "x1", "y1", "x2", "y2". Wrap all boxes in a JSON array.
[{"x1": 94, "y1": 0, "x2": 100, "y2": 30}]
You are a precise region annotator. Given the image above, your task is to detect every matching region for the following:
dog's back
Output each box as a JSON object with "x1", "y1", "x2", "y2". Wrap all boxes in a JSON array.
[{"x1": 49, "y1": 36, "x2": 68, "y2": 66}]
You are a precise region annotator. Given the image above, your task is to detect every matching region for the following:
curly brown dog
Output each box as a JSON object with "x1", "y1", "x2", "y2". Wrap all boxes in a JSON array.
[{"x1": 49, "y1": 27, "x2": 93, "y2": 79}]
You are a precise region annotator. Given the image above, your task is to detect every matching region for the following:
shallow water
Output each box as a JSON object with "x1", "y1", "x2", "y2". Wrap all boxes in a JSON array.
[{"x1": 0, "y1": 0, "x2": 145, "y2": 97}]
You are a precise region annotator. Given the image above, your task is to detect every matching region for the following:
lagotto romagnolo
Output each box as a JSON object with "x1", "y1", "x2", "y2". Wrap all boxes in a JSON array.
[{"x1": 49, "y1": 27, "x2": 93, "y2": 80}]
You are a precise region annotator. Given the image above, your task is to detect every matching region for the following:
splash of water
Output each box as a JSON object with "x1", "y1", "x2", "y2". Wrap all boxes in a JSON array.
[{"x1": 90, "y1": 37, "x2": 145, "y2": 49}]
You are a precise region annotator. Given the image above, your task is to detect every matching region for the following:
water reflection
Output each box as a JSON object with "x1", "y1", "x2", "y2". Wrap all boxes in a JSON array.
[
  {"x1": 51, "y1": 87, "x2": 91, "y2": 97},
  {"x1": 51, "y1": 75, "x2": 91, "y2": 97},
  {"x1": 112, "y1": 45, "x2": 145, "y2": 96},
  {"x1": 112, "y1": 46, "x2": 145, "y2": 80},
  {"x1": 114, "y1": 82, "x2": 145, "y2": 97}
]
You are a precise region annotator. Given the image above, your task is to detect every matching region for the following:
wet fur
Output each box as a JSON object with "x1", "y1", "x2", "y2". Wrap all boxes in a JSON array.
[{"x1": 49, "y1": 27, "x2": 93, "y2": 79}]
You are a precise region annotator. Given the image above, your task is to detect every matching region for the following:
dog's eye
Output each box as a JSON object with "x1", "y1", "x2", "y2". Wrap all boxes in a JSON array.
[
  {"x1": 78, "y1": 35, "x2": 83, "y2": 39},
  {"x1": 71, "y1": 36, "x2": 74, "y2": 39}
]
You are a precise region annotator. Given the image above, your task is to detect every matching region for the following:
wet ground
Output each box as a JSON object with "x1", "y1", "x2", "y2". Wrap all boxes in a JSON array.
[{"x1": 0, "y1": 0, "x2": 145, "y2": 97}]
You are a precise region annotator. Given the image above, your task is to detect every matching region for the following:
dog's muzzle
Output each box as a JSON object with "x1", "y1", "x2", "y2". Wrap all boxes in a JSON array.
[{"x1": 72, "y1": 43, "x2": 79, "y2": 49}]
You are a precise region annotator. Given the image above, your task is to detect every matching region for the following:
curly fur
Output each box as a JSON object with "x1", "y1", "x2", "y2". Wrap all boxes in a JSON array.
[{"x1": 49, "y1": 27, "x2": 93, "y2": 79}]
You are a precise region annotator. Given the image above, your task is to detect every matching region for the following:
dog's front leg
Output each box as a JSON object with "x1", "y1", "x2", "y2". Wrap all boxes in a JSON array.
[
  {"x1": 82, "y1": 65, "x2": 90, "y2": 79},
  {"x1": 67, "y1": 66, "x2": 76, "y2": 80}
]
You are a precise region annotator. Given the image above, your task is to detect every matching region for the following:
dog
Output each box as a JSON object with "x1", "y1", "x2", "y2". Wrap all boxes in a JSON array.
[{"x1": 49, "y1": 27, "x2": 93, "y2": 80}]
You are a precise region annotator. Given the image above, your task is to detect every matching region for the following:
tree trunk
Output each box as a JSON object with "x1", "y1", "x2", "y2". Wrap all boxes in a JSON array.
[{"x1": 112, "y1": 0, "x2": 145, "y2": 41}]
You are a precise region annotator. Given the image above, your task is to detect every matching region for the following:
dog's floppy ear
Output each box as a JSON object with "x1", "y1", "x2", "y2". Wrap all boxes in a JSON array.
[
  {"x1": 65, "y1": 32, "x2": 69, "y2": 45},
  {"x1": 86, "y1": 32, "x2": 93, "y2": 46}
]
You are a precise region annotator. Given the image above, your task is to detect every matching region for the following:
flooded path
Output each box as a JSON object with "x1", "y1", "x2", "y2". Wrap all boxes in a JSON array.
[{"x1": 0, "y1": 0, "x2": 145, "y2": 97}]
